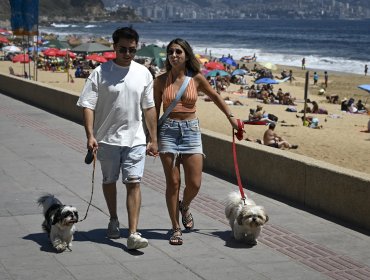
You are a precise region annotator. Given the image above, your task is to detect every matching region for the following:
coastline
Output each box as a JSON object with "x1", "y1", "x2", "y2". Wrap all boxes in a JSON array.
[{"x1": 0, "y1": 60, "x2": 369, "y2": 175}]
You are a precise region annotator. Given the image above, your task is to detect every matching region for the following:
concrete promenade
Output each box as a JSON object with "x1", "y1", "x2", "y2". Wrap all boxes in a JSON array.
[{"x1": 1, "y1": 93, "x2": 370, "y2": 280}]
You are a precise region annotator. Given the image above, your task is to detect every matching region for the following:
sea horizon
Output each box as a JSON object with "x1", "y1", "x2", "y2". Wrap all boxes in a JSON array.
[{"x1": 38, "y1": 19, "x2": 370, "y2": 75}]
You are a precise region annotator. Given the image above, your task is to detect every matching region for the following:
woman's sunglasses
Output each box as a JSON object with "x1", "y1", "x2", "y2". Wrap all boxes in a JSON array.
[
  {"x1": 118, "y1": 47, "x2": 137, "y2": 54},
  {"x1": 167, "y1": 49, "x2": 183, "y2": 55}
]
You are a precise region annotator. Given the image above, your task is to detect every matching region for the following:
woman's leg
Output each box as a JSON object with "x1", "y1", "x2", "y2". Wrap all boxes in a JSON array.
[
  {"x1": 160, "y1": 153, "x2": 181, "y2": 230},
  {"x1": 180, "y1": 154, "x2": 203, "y2": 228}
]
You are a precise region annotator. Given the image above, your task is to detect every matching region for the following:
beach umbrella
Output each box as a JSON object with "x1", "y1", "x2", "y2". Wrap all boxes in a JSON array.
[
  {"x1": 220, "y1": 57, "x2": 237, "y2": 67},
  {"x1": 0, "y1": 36, "x2": 9, "y2": 44},
  {"x1": 43, "y1": 39, "x2": 69, "y2": 49},
  {"x1": 205, "y1": 70, "x2": 230, "y2": 77},
  {"x1": 12, "y1": 53, "x2": 30, "y2": 63},
  {"x1": 103, "y1": 51, "x2": 116, "y2": 60},
  {"x1": 2, "y1": 45, "x2": 22, "y2": 53},
  {"x1": 135, "y1": 44, "x2": 166, "y2": 68},
  {"x1": 198, "y1": 57, "x2": 209, "y2": 64},
  {"x1": 205, "y1": 61, "x2": 225, "y2": 70},
  {"x1": 259, "y1": 62, "x2": 277, "y2": 71},
  {"x1": 358, "y1": 84, "x2": 370, "y2": 93},
  {"x1": 231, "y1": 69, "x2": 247, "y2": 76},
  {"x1": 86, "y1": 54, "x2": 107, "y2": 63},
  {"x1": 72, "y1": 42, "x2": 113, "y2": 54},
  {"x1": 43, "y1": 48, "x2": 59, "y2": 56},
  {"x1": 56, "y1": 50, "x2": 76, "y2": 58},
  {"x1": 254, "y1": 77, "x2": 279, "y2": 84}
]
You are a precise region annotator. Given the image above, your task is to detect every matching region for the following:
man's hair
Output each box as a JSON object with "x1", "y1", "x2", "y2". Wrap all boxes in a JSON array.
[
  {"x1": 269, "y1": 123, "x2": 276, "y2": 130},
  {"x1": 112, "y1": 27, "x2": 139, "y2": 44}
]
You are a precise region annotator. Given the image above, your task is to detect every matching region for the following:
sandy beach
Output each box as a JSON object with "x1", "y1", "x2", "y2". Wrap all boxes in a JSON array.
[{"x1": 1, "y1": 60, "x2": 369, "y2": 175}]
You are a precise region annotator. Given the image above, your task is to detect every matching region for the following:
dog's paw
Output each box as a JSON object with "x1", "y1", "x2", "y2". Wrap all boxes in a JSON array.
[{"x1": 55, "y1": 243, "x2": 67, "y2": 252}]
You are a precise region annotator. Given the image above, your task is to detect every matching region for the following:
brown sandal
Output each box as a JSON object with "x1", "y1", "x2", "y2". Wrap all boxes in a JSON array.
[
  {"x1": 169, "y1": 228, "x2": 183, "y2": 245},
  {"x1": 179, "y1": 201, "x2": 194, "y2": 230}
]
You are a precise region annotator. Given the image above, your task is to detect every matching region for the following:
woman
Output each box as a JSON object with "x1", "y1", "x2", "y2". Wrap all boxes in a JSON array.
[{"x1": 154, "y1": 38, "x2": 238, "y2": 245}]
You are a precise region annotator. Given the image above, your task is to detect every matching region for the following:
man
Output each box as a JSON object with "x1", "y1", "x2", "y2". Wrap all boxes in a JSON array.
[
  {"x1": 77, "y1": 27, "x2": 158, "y2": 250},
  {"x1": 301, "y1": 57, "x2": 306, "y2": 70},
  {"x1": 263, "y1": 123, "x2": 298, "y2": 149}
]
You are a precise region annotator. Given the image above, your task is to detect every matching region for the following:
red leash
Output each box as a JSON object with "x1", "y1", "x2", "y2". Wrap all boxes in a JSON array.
[{"x1": 232, "y1": 119, "x2": 247, "y2": 202}]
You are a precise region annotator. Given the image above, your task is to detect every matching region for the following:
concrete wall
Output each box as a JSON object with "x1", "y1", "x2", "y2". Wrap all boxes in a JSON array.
[{"x1": 1, "y1": 73, "x2": 370, "y2": 232}]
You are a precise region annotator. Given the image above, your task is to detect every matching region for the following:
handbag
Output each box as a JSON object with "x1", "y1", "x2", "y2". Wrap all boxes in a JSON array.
[{"x1": 157, "y1": 76, "x2": 191, "y2": 127}]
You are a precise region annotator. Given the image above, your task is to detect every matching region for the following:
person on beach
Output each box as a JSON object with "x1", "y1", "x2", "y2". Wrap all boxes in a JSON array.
[
  {"x1": 313, "y1": 72, "x2": 319, "y2": 85},
  {"x1": 76, "y1": 27, "x2": 158, "y2": 250},
  {"x1": 153, "y1": 38, "x2": 239, "y2": 246},
  {"x1": 365, "y1": 64, "x2": 368, "y2": 76},
  {"x1": 263, "y1": 123, "x2": 298, "y2": 149},
  {"x1": 324, "y1": 71, "x2": 328, "y2": 88},
  {"x1": 301, "y1": 57, "x2": 306, "y2": 70}
]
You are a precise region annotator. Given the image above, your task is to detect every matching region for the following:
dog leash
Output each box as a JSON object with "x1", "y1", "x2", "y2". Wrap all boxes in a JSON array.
[
  {"x1": 78, "y1": 151, "x2": 96, "y2": 222},
  {"x1": 232, "y1": 119, "x2": 247, "y2": 204}
]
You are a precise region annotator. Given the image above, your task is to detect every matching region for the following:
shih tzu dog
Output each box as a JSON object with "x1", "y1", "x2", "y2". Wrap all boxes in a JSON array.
[
  {"x1": 37, "y1": 194, "x2": 78, "y2": 252},
  {"x1": 225, "y1": 192, "x2": 269, "y2": 245}
]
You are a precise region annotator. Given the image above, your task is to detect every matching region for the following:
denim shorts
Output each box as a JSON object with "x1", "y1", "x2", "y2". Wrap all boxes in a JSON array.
[
  {"x1": 158, "y1": 118, "x2": 203, "y2": 156},
  {"x1": 97, "y1": 143, "x2": 146, "y2": 184}
]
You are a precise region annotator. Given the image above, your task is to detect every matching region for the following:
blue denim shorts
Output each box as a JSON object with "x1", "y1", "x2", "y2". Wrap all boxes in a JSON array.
[
  {"x1": 158, "y1": 118, "x2": 203, "y2": 156},
  {"x1": 97, "y1": 143, "x2": 146, "y2": 184}
]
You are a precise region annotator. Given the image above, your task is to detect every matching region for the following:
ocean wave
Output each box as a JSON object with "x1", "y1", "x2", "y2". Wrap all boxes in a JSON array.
[
  {"x1": 85, "y1": 25, "x2": 98, "y2": 28},
  {"x1": 50, "y1": 23, "x2": 70, "y2": 28}
]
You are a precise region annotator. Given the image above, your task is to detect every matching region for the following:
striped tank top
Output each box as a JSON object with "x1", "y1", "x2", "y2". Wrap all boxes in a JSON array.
[{"x1": 162, "y1": 71, "x2": 198, "y2": 113}]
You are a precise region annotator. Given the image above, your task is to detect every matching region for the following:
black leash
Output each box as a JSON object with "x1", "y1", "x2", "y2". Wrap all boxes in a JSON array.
[{"x1": 78, "y1": 151, "x2": 96, "y2": 222}]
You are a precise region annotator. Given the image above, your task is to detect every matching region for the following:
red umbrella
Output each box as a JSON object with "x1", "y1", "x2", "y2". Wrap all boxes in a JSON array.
[
  {"x1": 0, "y1": 36, "x2": 9, "y2": 44},
  {"x1": 103, "y1": 51, "x2": 116, "y2": 60},
  {"x1": 12, "y1": 53, "x2": 30, "y2": 63},
  {"x1": 56, "y1": 49, "x2": 76, "y2": 58},
  {"x1": 43, "y1": 48, "x2": 59, "y2": 57},
  {"x1": 205, "y1": 61, "x2": 225, "y2": 70},
  {"x1": 86, "y1": 54, "x2": 107, "y2": 63}
]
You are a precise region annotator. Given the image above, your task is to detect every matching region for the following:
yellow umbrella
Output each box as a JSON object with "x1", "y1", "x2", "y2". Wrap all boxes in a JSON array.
[
  {"x1": 259, "y1": 62, "x2": 277, "y2": 71},
  {"x1": 198, "y1": 57, "x2": 209, "y2": 64}
]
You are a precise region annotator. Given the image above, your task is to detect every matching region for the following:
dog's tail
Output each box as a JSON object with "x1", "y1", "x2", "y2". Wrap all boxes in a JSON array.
[
  {"x1": 37, "y1": 194, "x2": 62, "y2": 214},
  {"x1": 225, "y1": 192, "x2": 243, "y2": 219}
]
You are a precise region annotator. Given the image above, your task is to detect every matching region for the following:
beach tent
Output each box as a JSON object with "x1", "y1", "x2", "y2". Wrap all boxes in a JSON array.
[
  {"x1": 135, "y1": 44, "x2": 166, "y2": 68},
  {"x1": 71, "y1": 42, "x2": 113, "y2": 54}
]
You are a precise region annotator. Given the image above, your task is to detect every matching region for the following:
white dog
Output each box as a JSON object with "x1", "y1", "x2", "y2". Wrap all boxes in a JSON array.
[
  {"x1": 37, "y1": 194, "x2": 78, "y2": 252},
  {"x1": 225, "y1": 192, "x2": 269, "y2": 245}
]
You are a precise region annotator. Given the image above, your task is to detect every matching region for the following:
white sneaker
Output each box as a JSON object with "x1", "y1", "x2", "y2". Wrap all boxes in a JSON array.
[
  {"x1": 107, "y1": 218, "x2": 120, "y2": 239},
  {"x1": 127, "y1": 232, "x2": 148, "y2": 250}
]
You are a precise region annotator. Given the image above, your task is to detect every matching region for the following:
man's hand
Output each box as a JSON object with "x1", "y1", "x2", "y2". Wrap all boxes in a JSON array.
[{"x1": 146, "y1": 141, "x2": 159, "y2": 157}]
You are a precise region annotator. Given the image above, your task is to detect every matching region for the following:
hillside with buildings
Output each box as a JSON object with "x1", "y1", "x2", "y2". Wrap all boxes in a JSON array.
[{"x1": 104, "y1": 0, "x2": 370, "y2": 20}]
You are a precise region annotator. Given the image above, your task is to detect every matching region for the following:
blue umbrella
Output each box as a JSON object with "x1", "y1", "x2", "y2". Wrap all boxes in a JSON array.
[
  {"x1": 220, "y1": 57, "x2": 237, "y2": 66},
  {"x1": 358, "y1": 84, "x2": 370, "y2": 93},
  {"x1": 205, "y1": 70, "x2": 230, "y2": 77},
  {"x1": 231, "y1": 69, "x2": 247, "y2": 76},
  {"x1": 254, "y1": 77, "x2": 278, "y2": 84}
]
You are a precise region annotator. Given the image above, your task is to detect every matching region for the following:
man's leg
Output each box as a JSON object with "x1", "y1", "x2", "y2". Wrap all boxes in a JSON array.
[
  {"x1": 103, "y1": 182, "x2": 117, "y2": 219},
  {"x1": 126, "y1": 182, "x2": 141, "y2": 233}
]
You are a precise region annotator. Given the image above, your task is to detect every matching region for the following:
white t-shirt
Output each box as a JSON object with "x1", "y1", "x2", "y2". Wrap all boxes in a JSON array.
[{"x1": 77, "y1": 60, "x2": 154, "y2": 147}]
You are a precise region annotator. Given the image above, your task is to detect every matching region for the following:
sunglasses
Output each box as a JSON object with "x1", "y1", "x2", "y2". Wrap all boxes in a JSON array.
[
  {"x1": 167, "y1": 49, "x2": 183, "y2": 55},
  {"x1": 118, "y1": 47, "x2": 137, "y2": 54}
]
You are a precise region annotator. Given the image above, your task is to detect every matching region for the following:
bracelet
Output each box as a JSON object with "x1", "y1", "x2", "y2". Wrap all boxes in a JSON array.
[{"x1": 227, "y1": 113, "x2": 235, "y2": 119}]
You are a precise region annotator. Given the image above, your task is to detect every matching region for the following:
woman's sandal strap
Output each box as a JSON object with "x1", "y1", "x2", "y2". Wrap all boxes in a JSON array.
[
  {"x1": 179, "y1": 201, "x2": 194, "y2": 230},
  {"x1": 169, "y1": 228, "x2": 183, "y2": 245}
]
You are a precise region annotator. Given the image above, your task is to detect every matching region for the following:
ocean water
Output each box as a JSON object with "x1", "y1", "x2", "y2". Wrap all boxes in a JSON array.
[{"x1": 41, "y1": 19, "x2": 370, "y2": 75}]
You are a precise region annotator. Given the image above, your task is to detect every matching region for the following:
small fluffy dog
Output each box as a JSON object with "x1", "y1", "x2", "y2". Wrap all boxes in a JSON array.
[
  {"x1": 225, "y1": 192, "x2": 269, "y2": 245},
  {"x1": 37, "y1": 194, "x2": 78, "y2": 252}
]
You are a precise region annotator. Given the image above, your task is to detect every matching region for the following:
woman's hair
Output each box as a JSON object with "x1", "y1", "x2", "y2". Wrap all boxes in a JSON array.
[
  {"x1": 165, "y1": 38, "x2": 200, "y2": 74},
  {"x1": 112, "y1": 27, "x2": 139, "y2": 44}
]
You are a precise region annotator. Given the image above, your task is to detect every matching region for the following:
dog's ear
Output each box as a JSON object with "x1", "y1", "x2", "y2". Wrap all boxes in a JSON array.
[
  {"x1": 264, "y1": 215, "x2": 269, "y2": 223},
  {"x1": 237, "y1": 213, "x2": 244, "y2": 225},
  {"x1": 52, "y1": 208, "x2": 62, "y2": 225}
]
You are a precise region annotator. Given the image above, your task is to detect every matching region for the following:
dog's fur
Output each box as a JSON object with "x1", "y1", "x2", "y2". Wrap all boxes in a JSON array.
[
  {"x1": 37, "y1": 194, "x2": 78, "y2": 252},
  {"x1": 225, "y1": 192, "x2": 268, "y2": 245}
]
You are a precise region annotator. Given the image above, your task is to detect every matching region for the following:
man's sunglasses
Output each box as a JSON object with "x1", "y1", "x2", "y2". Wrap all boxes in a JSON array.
[
  {"x1": 118, "y1": 47, "x2": 137, "y2": 54},
  {"x1": 167, "y1": 49, "x2": 183, "y2": 55}
]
